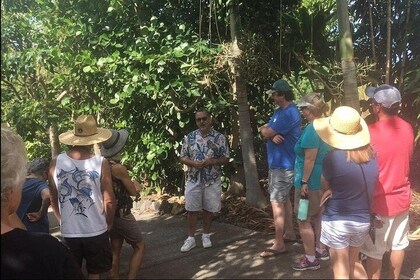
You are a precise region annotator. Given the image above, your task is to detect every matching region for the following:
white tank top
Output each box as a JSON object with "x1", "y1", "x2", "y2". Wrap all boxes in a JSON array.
[{"x1": 53, "y1": 153, "x2": 108, "y2": 237}]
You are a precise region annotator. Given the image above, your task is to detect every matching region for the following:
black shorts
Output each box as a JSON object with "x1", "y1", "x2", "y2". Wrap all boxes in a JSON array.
[{"x1": 63, "y1": 231, "x2": 112, "y2": 274}]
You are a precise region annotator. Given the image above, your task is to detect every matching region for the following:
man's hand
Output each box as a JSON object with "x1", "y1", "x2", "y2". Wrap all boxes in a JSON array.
[
  {"x1": 27, "y1": 211, "x2": 42, "y2": 222},
  {"x1": 193, "y1": 160, "x2": 205, "y2": 169},
  {"x1": 272, "y1": 134, "x2": 285, "y2": 144}
]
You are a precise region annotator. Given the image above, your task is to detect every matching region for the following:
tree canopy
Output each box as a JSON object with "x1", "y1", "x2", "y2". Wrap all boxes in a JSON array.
[{"x1": 2, "y1": 0, "x2": 419, "y2": 196}]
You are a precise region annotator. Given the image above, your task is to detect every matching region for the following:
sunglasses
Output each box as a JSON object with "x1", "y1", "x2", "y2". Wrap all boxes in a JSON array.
[{"x1": 196, "y1": 117, "x2": 208, "y2": 122}]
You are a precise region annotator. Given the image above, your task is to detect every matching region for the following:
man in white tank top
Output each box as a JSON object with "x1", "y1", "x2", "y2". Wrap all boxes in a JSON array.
[{"x1": 48, "y1": 115, "x2": 116, "y2": 279}]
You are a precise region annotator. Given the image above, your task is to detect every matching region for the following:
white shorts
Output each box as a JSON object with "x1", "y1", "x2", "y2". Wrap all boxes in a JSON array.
[
  {"x1": 321, "y1": 219, "x2": 370, "y2": 249},
  {"x1": 184, "y1": 178, "x2": 221, "y2": 213},
  {"x1": 360, "y1": 210, "x2": 410, "y2": 260}
]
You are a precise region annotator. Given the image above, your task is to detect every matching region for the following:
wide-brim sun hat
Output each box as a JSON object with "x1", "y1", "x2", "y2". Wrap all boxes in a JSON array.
[
  {"x1": 313, "y1": 106, "x2": 370, "y2": 150},
  {"x1": 100, "y1": 129, "x2": 129, "y2": 158},
  {"x1": 59, "y1": 115, "x2": 112, "y2": 146}
]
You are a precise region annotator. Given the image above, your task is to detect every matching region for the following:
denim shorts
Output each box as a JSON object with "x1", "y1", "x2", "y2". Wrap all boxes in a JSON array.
[
  {"x1": 185, "y1": 178, "x2": 222, "y2": 213},
  {"x1": 268, "y1": 168, "x2": 294, "y2": 203}
]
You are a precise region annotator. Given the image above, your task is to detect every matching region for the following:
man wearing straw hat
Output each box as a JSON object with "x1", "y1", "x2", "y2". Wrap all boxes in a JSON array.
[
  {"x1": 49, "y1": 115, "x2": 116, "y2": 279},
  {"x1": 360, "y1": 85, "x2": 414, "y2": 279}
]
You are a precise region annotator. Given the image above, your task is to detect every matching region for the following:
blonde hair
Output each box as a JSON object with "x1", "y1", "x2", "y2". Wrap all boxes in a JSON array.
[
  {"x1": 1, "y1": 125, "x2": 28, "y2": 200},
  {"x1": 346, "y1": 144, "x2": 376, "y2": 164}
]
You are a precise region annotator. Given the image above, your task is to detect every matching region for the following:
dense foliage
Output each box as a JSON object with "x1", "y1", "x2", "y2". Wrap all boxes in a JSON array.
[{"x1": 2, "y1": 0, "x2": 419, "y2": 195}]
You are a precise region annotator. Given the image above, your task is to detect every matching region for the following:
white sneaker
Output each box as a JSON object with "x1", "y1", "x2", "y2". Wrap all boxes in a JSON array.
[
  {"x1": 202, "y1": 235, "x2": 212, "y2": 248},
  {"x1": 180, "y1": 237, "x2": 196, "y2": 252}
]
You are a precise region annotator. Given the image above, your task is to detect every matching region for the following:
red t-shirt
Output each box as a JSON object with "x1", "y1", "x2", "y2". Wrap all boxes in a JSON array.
[{"x1": 369, "y1": 117, "x2": 414, "y2": 216}]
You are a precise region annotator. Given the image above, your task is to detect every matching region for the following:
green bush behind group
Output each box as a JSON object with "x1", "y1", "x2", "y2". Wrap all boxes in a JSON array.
[{"x1": 2, "y1": 0, "x2": 419, "y2": 196}]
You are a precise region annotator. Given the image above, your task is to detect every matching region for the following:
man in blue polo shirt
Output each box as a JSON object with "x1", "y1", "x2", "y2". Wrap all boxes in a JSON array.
[{"x1": 259, "y1": 79, "x2": 301, "y2": 257}]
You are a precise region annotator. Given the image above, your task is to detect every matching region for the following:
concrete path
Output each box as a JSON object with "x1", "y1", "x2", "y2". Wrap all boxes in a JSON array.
[
  {"x1": 122, "y1": 210, "x2": 334, "y2": 279},
  {"x1": 49, "y1": 208, "x2": 419, "y2": 279}
]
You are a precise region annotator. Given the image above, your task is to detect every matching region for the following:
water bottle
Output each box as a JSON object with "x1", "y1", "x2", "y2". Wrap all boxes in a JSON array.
[{"x1": 297, "y1": 194, "x2": 309, "y2": 221}]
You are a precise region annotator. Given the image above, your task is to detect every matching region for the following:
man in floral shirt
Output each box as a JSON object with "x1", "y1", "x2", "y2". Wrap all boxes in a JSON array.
[{"x1": 179, "y1": 109, "x2": 229, "y2": 252}]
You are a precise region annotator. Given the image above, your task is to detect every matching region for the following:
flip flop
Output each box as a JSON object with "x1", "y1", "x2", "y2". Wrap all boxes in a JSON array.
[{"x1": 260, "y1": 248, "x2": 289, "y2": 258}]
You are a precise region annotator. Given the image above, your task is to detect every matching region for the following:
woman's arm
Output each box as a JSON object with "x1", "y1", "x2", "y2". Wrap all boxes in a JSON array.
[
  {"x1": 111, "y1": 163, "x2": 139, "y2": 196},
  {"x1": 301, "y1": 148, "x2": 318, "y2": 194}
]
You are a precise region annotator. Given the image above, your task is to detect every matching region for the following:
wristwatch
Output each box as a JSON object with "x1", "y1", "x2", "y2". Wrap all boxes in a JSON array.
[{"x1": 301, "y1": 180, "x2": 308, "y2": 185}]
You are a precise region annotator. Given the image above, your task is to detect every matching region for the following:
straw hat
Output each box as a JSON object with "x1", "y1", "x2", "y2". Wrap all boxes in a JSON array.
[
  {"x1": 313, "y1": 106, "x2": 370, "y2": 150},
  {"x1": 100, "y1": 129, "x2": 129, "y2": 158},
  {"x1": 59, "y1": 115, "x2": 112, "y2": 146}
]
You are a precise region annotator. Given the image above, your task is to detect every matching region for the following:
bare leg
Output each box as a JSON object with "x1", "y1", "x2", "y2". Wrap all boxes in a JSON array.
[
  {"x1": 271, "y1": 202, "x2": 286, "y2": 249},
  {"x1": 330, "y1": 247, "x2": 350, "y2": 279},
  {"x1": 298, "y1": 220, "x2": 315, "y2": 256},
  {"x1": 202, "y1": 210, "x2": 212, "y2": 234},
  {"x1": 349, "y1": 246, "x2": 367, "y2": 279},
  {"x1": 388, "y1": 250, "x2": 404, "y2": 279},
  {"x1": 283, "y1": 197, "x2": 297, "y2": 240},
  {"x1": 127, "y1": 240, "x2": 145, "y2": 279},
  {"x1": 187, "y1": 211, "x2": 199, "y2": 237},
  {"x1": 313, "y1": 212, "x2": 326, "y2": 250},
  {"x1": 366, "y1": 256, "x2": 382, "y2": 279},
  {"x1": 111, "y1": 237, "x2": 124, "y2": 279}
]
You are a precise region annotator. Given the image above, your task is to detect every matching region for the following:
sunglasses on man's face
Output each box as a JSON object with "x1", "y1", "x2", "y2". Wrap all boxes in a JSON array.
[{"x1": 196, "y1": 117, "x2": 208, "y2": 122}]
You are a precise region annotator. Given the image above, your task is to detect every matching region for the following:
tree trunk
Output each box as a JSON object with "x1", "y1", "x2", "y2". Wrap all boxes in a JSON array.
[
  {"x1": 226, "y1": 88, "x2": 246, "y2": 197},
  {"x1": 368, "y1": 0, "x2": 376, "y2": 65},
  {"x1": 336, "y1": 0, "x2": 359, "y2": 111},
  {"x1": 229, "y1": 1, "x2": 267, "y2": 208},
  {"x1": 385, "y1": 0, "x2": 391, "y2": 84},
  {"x1": 49, "y1": 125, "x2": 60, "y2": 159},
  {"x1": 398, "y1": 0, "x2": 410, "y2": 90}
]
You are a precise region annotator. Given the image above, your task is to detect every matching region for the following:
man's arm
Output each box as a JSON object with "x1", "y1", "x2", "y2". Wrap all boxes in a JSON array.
[
  {"x1": 259, "y1": 124, "x2": 285, "y2": 144},
  {"x1": 101, "y1": 158, "x2": 116, "y2": 230},
  {"x1": 203, "y1": 156, "x2": 229, "y2": 167},
  {"x1": 180, "y1": 156, "x2": 204, "y2": 169},
  {"x1": 48, "y1": 159, "x2": 61, "y2": 223},
  {"x1": 27, "y1": 188, "x2": 51, "y2": 222}
]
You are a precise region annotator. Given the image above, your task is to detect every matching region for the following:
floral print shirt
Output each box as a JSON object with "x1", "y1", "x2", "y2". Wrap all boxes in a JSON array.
[{"x1": 180, "y1": 128, "x2": 229, "y2": 185}]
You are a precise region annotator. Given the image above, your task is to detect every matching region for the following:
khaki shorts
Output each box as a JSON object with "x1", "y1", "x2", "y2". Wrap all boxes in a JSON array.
[
  {"x1": 360, "y1": 210, "x2": 410, "y2": 260},
  {"x1": 293, "y1": 188, "x2": 323, "y2": 220},
  {"x1": 110, "y1": 213, "x2": 143, "y2": 244},
  {"x1": 185, "y1": 178, "x2": 221, "y2": 213}
]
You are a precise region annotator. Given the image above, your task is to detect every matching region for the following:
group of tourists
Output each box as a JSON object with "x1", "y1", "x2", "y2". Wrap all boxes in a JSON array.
[
  {"x1": 262, "y1": 81, "x2": 413, "y2": 279},
  {"x1": 0, "y1": 79, "x2": 414, "y2": 279},
  {"x1": 2, "y1": 118, "x2": 144, "y2": 279},
  {"x1": 178, "y1": 80, "x2": 414, "y2": 280}
]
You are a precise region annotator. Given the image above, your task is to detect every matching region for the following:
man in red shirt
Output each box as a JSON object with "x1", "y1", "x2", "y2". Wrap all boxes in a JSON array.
[{"x1": 361, "y1": 84, "x2": 414, "y2": 279}]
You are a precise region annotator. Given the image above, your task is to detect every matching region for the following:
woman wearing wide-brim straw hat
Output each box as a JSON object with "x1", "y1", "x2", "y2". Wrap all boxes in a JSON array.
[
  {"x1": 49, "y1": 115, "x2": 116, "y2": 279},
  {"x1": 313, "y1": 106, "x2": 379, "y2": 279}
]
